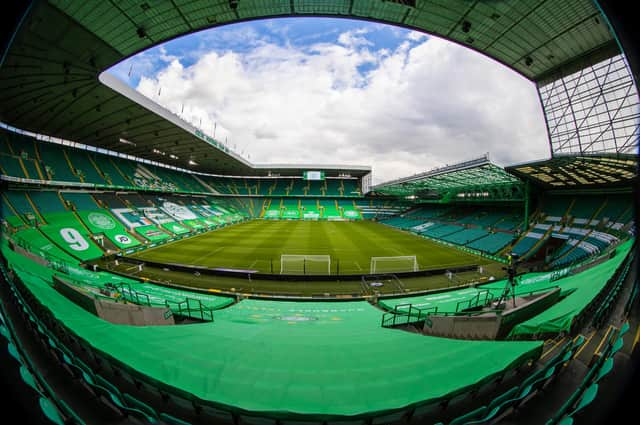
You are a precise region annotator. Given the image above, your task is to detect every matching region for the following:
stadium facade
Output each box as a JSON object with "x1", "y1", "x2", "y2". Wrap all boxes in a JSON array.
[{"x1": 0, "y1": 2, "x2": 638, "y2": 425}]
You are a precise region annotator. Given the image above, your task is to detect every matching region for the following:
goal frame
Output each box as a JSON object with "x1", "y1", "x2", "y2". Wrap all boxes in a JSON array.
[
  {"x1": 280, "y1": 254, "x2": 331, "y2": 275},
  {"x1": 370, "y1": 255, "x2": 418, "y2": 274}
]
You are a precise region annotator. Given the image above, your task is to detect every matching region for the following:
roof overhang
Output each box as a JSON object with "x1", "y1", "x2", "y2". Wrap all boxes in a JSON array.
[
  {"x1": 506, "y1": 153, "x2": 639, "y2": 190},
  {"x1": 373, "y1": 155, "x2": 524, "y2": 201},
  {"x1": 0, "y1": 1, "x2": 619, "y2": 176}
]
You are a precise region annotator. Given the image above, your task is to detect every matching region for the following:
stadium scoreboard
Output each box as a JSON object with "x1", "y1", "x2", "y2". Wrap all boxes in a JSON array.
[{"x1": 303, "y1": 171, "x2": 325, "y2": 180}]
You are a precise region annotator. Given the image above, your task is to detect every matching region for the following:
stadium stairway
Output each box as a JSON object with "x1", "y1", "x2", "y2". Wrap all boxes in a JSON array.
[{"x1": 497, "y1": 253, "x2": 639, "y2": 425}]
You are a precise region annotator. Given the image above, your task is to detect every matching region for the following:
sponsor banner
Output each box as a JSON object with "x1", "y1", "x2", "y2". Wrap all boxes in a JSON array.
[
  {"x1": 411, "y1": 222, "x2": 434, "y2": 232},
  {"x1": 135, "y1": 225, "x2": 170, "y2": 242},
  {"x1": 184, "y1": 219, "x2": 206, "y2": 230},
  {"x1": 141, "y1": 207, "x2": 174, "y2": 224},
  {"x1": 161, "y1": 222, "x2": 190, "y2": 235},
  {"x1": 78, "y1": 211, "x2": 140, "y2": 249},
  {"x1": 39, "y1": 225, "x2": 103, "y2": 261},
  {"x1": 111, "y1": 208, "x2": 153, "y2": 228},
  {"x1": 160, "y1": 201, "x2": 198, "y2": 221},
  {"x1": 113, "y1": 234, "x2": 134, "y2": 246}
]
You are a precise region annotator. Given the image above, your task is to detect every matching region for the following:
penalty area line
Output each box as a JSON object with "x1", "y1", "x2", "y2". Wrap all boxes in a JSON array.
[{"x1": 191, "y1": 246, "x2": 226, "y2": 265}]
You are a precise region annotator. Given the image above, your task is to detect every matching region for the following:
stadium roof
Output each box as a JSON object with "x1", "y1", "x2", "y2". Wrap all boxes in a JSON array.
[
  {"x1": 373, "y1": 155, "x2": 524, "y2": 201},
  {"x1": 0, "y1": 1, "x2": 619, "y2": 176},
  {"x1": 506, "y1": 153, "x2": 639, "y2": 190}
]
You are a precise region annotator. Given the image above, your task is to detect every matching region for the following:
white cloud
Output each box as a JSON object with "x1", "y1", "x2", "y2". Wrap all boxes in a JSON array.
[
  {"x1": 134, "y1": 32, "x2": 548, "y2": 184},
  {"x1": 337, "y1": 28, "x2": 373, "y2": 48},
  {"x1": 407, "y1": 31, "x2": 428, "y2": 42}
]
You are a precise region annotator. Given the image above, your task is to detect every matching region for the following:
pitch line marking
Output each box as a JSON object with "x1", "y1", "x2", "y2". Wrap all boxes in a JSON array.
[{"x1": 191, "y1": 246, "x2": 225, "y2": 264}]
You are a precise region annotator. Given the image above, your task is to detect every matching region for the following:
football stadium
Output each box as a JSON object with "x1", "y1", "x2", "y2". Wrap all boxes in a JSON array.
[{"x1": 0, "y1": 2, "x2": 638, "y2": 425}]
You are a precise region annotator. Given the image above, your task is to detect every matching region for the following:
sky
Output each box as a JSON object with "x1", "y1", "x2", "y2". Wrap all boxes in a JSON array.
[{"x1": 107, "y1": 18, "x2": 549, "y2": 185}]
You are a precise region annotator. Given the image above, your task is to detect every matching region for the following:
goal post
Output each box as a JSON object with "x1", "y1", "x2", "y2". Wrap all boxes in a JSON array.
[
  {"x1": 280, "y1": 255, "x2": 331, "y2": 275},
  {"x1": 370, "y1": 256, "x2": 418, "y2": 274}
]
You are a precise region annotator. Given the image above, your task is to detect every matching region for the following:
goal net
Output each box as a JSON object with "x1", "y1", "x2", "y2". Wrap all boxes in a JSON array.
[
  {"x1": 370, "y1": 256, "x2": 418, "y2": 274},
  {"x1": 280, "y1": 255, "x2": 331, "y2": 275}
]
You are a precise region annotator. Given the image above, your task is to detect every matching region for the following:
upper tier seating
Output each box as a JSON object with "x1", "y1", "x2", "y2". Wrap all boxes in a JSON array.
[{"x1": 1, "y1": 128, "x2": 364, "y2": 200}]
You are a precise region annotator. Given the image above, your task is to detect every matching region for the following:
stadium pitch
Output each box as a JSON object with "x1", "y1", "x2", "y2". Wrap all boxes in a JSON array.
[
  {"x1": 130, "y1": 220, "x2": 487, "y2": 274},
  {"x1": 104, "y1": 220, "x2": 506, "y2": 297}
]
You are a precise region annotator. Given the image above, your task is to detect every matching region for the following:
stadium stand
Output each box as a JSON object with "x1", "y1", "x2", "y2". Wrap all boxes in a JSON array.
[
  {"x1": 467, "y1": 232, "x2": 515, "y2": 254},
  {"x1": 36, "y1": 143, "x2": 81, "y2": 183},
  {"x1": 356, "y1": 198, "x2": 407, "y2": 219},
  {"x1": 61, "y1": 192, "x2": 101, "y2": 211},
  {"x1": 28, "y1": 191, "x2": 68, "y2": 214},
  {"x1": 0, "y1": 2, "x2": 638, "y2": 424},
  {"x1": 545, "y1": 323, "x2": 629, "y2": 424},
  {"x1": 282, "y1": 198, "x2": 300, "y2": 219},
  {"x1": 0, "y1": 247, "x2": 544, "y2": 423},
  {"x1": 2, "y1": 128, "x2": 362, "y2": 199},
  {"x1": 4, "y1": 191, "x2": 44, "y2": 224},
  {"x1": 376, "y1": 204, "x2": 523, "y2": 256}
]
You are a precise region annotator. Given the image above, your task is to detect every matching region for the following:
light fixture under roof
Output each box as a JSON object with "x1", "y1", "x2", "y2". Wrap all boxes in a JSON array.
[{"x1": 119, "y1": 137, "x2": 136, "y2": 146}]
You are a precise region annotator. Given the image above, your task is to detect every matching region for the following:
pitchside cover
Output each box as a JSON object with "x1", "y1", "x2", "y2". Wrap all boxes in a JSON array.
[
  {"x1": 78, "y1": 211, "x2": 141, "y2": 249},
  {"x1": 160, "y1": 201, "x2": 199, "y2": 221}
]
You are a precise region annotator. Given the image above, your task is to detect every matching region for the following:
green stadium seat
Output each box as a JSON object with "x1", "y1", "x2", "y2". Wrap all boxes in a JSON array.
[
  {"x1": 159, "y1": 412, "x2": 193, "y2": 425},
  {"x1": 448, "y1": 405, "x2": 487, "y2": 425},
  {"x1": 0, "y1": 324, "x2": 9, "y2": 341},
  {"x1": 194, "y1": 402, "x2": 235, "y2": 423},
  {"x1": 93, "y1": 374, "x2": 158, "y2": 422},
  {"x1": 239, "y1": 414, "x2": 278, "y2": 424},
  {"x1": 38, "y1": 396, "x2": 65, "y2": 425},
  {"x1": 594, "y1": 357, "x2": 613, "y2": 383},
  {"x1": 567, "y1": 383, "x2": 598, "y2": 417},
  {"x1": 57, "y1": 398, "x2": 88, "y2": 425},
  {"x1": 371, "y1": 409, "x2": 407, "y2": 424},
  {"x1": 558, "y1": 417, "x2": 574, "y2": 425},
  {"x1": 572, "y1": 335, "x2": 586, "y2": 351},
  {"x1": 17, "y1": 364, "x2": 66, "y2": 425},
  {"x1": 465, "y1": 386, "x2": 519, "y2": 424},
  {"x1": 8, "y1": 341, "x2": 22, "y2": 363},
  {"x1": 48, "y1": 342, "x2": 82, "y2": 380},
  {"x1": 608, "y1": 337, "x2": 624, "y2": 357},
  {"x1": 123, "y1": 393, "x2": 159, "y2": 422},
  {"x1": 20, "y1": 364, "x2": 40, "y2": 392},
  {"x1": 410, "y1": 400, "x2": 442, "y2": 419},
  {"x1": 508, "y1": 366, "x2": 555, "y2": 410},
  {"x1": 617, "y1": 321, "x2": 630, "y2": 337},
  {"x1": 68, "y1": 357, "x2": 99, "y2": 397}
]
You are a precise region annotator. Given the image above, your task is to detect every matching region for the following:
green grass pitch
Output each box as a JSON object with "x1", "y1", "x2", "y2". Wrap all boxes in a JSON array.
[{"x1": 130, "y1": 220, "x2": 492, "y2": 275}]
